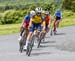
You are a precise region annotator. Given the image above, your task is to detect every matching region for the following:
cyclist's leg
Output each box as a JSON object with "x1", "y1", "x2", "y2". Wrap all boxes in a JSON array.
[
  {"x1": 57, "y1": 19, "x2": 61, "y2": 28},
  {"x1": 36, "y1": 23, "x2": 42, "y2": 38},
  {"x1": 37, "y1": 23, "x2": 45, "y2": 47},
  {"x1": 53, "y1": 17, "x2": 61, "y2": 33},
  {"x1": 20, "y1": 22, "x2": 27, "y2": 36},
  {"x1": 42, "y1": 24, "x2": 49, "y2": 40},
  {"x1": 53, "y1": 19, "x2": 57, "y2": 32},
  {"x1": 26, "y1": 29, "x2": 29, "y2": 38},
  {"x1": 18, "y1": 26, "x2": 25, "y2": 41},
  {"x1": 45, "y1": 24, "x2": 50, "y2": 33},
  {"x1": 19, "y1": 22, "x2": 29, "y2": 41},
  {"x1": 41, "y1": 30, "x2": 46, "y2": 41},
  {"x1": 41, "y1": 24, "x2": 46, "y2": 39},
  {"x1": 21, "y1": 22, "x2": 29, "y2": 38},
  {"x1": 54, "y1": 17, "x2": 62, "y2": 30},
  {"x1": 24, "y1": 22, "x2": 35, "y2": 50},
  {"x1": 20, "y1": 27, "x2": 24, "y2": 36},
  {"x1": 25, "y1": 23, "x2": 29, "y2": 38}
]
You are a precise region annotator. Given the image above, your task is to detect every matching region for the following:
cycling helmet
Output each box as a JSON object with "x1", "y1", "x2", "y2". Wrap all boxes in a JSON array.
[
  {"x1": 35, "y1": 7, "x2": 42, "y2": 13},
  {"x1": 30, "y1": 10, "x2": 35, "y2": 16},
  {"x1": 55, "y1": 9, "x2": 61, "y2": 14},
  {"x1": 45, "y1": 11, "x2": 50, "y2": 15},
  {"x1": 55, "y1": 9, "x2": 62, "y2": 17},
  {"x1": 42, "y1": 10, "x2": 45, "y2": 14}
]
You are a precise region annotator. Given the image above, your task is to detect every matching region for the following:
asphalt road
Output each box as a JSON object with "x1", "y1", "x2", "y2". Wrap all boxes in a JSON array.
[{"x1": 0, "y1": 26, "x2": 75, "y2": 61}]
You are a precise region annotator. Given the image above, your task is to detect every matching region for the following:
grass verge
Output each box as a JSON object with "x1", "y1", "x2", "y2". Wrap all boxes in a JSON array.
[{"x1": 0, "y1": 23, "x2": 21, "y2": 35}]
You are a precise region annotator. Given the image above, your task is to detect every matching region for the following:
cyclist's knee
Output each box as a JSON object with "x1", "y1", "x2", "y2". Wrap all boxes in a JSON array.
[
  {"x1": 26, "y1": 32, "x2": 32, "y2": 40},
  {"x1": 20, "y1": 27, "x2": 24, "y2": 32},
  {"x1": 29, "y1": 32, "x2": 32, "y2": 35}
]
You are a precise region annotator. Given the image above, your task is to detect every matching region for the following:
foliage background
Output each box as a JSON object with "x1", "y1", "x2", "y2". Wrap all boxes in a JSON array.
[
  {"x1": 0, "y1": 0, "x2": 75, "y2": 24},
  {"x1": 0, "y1": 0, "x2": 75, "y2": 35}
]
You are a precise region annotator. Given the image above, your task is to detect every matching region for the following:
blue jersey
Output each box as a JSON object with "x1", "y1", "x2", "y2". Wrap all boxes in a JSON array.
[
  {"x1": 55, "y1": 9, "x2": 62, "y2": 18},
  {"x1": 23, "y1": 14, "x2": 30, "y2": 23}
]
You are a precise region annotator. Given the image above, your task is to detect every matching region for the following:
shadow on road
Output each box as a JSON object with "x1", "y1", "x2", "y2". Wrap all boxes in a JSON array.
[
  {"x1": 41, "y1": 40, "x2": 56, "y2": 44},
  {"x1": 38, "y1": 40, "x2": 56, "y2": 48},
  {"x1": 55, "y1": 33, "x2": 66, "y2": 35},
  {"x1": 33, "y1": 48, "x2": 42, "y2": 51},
  {"x1": 32, "y1": 52, "x2": 51, "y2": 56},
  {"x1": 40, "y1": 44, "x2": 57, "y2": 48}
]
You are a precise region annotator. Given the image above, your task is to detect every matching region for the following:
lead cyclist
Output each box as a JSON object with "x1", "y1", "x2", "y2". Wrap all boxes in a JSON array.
[{"x1": 23, "y1": 7, "x2": 46, "y2": 50}]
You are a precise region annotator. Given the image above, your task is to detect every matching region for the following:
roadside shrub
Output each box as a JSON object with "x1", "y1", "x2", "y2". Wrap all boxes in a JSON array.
[
  {"x1": 0, "y1": 9, "x2": 28, "y2": 24},
  {"x1": 1, "y1": 10, "x2": 19, "y2": 24},
  {"x1": 62, "y1": 10, "x2": 74, "y2": 18}
]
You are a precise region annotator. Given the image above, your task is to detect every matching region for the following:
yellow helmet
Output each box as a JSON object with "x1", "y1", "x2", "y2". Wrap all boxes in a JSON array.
[{"x1": 42, "y1": 10, "x2": 45, "y2": 14}]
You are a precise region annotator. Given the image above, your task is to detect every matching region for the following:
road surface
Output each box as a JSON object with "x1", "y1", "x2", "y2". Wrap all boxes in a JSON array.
[{"x1": 0, "y1": 26, "x2": 75, "y2": 61}]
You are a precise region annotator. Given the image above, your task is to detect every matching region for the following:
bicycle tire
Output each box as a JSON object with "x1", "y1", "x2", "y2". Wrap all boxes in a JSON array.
[
  {"x1": 27, "y1": 44, "x2": 32, "y2": 56},
  {"x1": 26, "y1": 42, "x2": 33, "y2": 56},
  {"x1": 37, "y1": 32, "x2": 43, "y2": 48},
  {"x1": 19, "y1": 40, "x2": 23, "y2": 53},
  {"x1": 26, "y1": 35, "x2": 35, "y2": 56},
  {"x1": 50, "y1": 29, "x2": 53, "y2": 36}
]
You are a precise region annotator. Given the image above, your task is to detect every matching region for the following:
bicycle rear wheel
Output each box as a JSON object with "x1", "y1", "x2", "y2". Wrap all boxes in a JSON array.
[{"x1": 37, "y1": 32, "x2": 44, "y2": 48}]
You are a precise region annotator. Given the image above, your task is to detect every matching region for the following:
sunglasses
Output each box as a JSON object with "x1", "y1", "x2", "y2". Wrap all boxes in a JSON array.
[{"x1": 37, "y1": 12, "x2": 41, "y2": 14}]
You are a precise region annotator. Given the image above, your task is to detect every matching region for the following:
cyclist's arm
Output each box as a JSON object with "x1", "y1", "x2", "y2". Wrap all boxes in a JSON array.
[
  {"x1": 42, "y1": 21, "x2": 46, "y2": 31},
  {"x1": 28, "y1": 18, "x2": 32, "y2": 28}
]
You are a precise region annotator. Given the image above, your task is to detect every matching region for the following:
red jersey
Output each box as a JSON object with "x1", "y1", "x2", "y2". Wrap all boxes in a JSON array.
[{"x1": 45, "y1": 15, "x2": 51, "y2": 24}]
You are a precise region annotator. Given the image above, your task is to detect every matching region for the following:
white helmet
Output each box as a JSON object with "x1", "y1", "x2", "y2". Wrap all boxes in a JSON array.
[
  {"x1": 35, "y1": 7, "x2": 42, "y2": 13},
  {"x1": 45, "y1": 11, "x2": 50, "y2": 15},
  {"x1": 30, "y1": 10, "x2": 35, "y2": 16}
]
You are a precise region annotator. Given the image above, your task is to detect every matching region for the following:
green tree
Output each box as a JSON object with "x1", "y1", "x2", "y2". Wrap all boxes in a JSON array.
[{"x1": 63, "y1": 0, "x2": 75, "y2": 11}]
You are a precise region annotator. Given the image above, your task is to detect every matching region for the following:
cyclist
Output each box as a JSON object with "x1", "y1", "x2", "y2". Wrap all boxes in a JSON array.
[
  {"x1": 53, "y1": 9, "x2": 62, "y2": 34},
  {"x1": 18, "y1": 10, "x2": 35, "y2": 41},
  {"x1": 23, "y1": 7, "x2": 45, "y2": 50},
  {"x1": 44, "y1": 11, "x2": 51, "y2": 32},
  {"x1": 42, "y1": 11, "x2": 52, "y2": 40}
]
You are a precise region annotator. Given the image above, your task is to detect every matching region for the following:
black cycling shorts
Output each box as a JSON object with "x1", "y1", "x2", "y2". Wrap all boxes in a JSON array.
[
  {"x1": 45, "y1": 24, "x2": 48, "y2": 30},
  {"x1": 56, "y1": 16, "x2": 61, "y2": 21}
]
